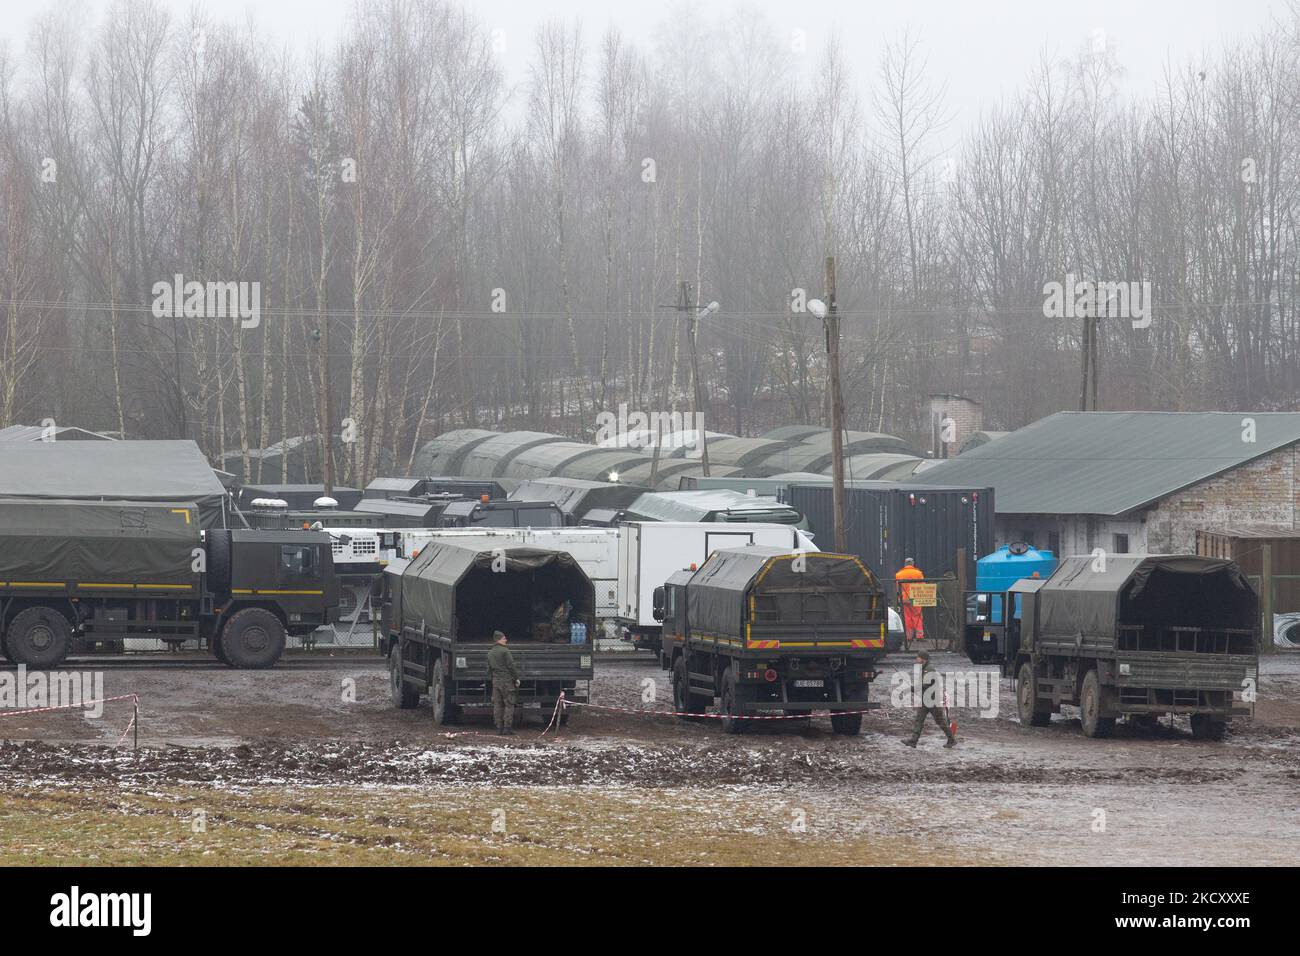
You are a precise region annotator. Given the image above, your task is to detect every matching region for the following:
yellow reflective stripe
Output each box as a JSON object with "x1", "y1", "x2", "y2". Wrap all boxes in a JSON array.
[
  {"x1": 5, "y1": 582, "x2": 64, "y2": 587},
  {"x1": 232, "y1": 588, "x2": 323, "y2": 596}
]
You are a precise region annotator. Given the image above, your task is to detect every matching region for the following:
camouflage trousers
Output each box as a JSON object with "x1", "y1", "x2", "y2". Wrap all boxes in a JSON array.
[
  {"x1": 492, "y1": 682, "x2": 517, "y2": 730},
  {"x1": 908, "y1": 706, "x2": 954, "y2": 744}
]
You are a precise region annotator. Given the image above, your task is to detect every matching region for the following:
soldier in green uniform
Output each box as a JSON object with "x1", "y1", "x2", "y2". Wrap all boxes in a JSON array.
[
  {"x1": 903, "y1": 649, "x2": 956, "y2": 748},
  {"x1": 486, "y1": 630, "x2": 520, "y2": 736}
]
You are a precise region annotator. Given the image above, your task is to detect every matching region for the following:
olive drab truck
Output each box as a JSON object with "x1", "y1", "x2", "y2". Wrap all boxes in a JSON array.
[
  {"x1": 0, "y1": 498, "x2": 338, "y2": 669},
  {"x1": 1000, "y1": 554, "x2": 1259, "y2": 739},
  {"x1": 655, "y1": 545, "x2": 888, "y2": 735},
  {"x1": 381, "y1": 542, "x2": 595, "y2": 725}
]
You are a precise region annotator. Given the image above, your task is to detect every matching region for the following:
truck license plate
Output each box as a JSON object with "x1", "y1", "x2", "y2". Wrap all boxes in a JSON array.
[{"x1": 793, "y1": 679, "x2": 824, "y2": 688}]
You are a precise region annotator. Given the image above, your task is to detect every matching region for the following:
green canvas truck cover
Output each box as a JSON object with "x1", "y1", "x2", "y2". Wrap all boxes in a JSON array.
[
  {"x1": 1038, "y1": 554, "x2": 1256, "y2": 638},
  {"x1": 0, "y1": 498, "x2": 201, "y2": 586},
  {"x1": 398, "y1": 542, "x2": 594, "y2": 639},
  {"x1": 686, "y1": 544, "x2": 881, "y2": 639}
]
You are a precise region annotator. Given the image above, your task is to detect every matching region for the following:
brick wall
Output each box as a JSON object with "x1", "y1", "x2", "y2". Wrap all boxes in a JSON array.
[
  {"x1": 1148, "y1": 444, "x2": 1300, "y2": 553},
  {"x1": 993, "y1": 443, "x2": 1300, "y2": 558},
  {"x1": 927, "y1": 395, "x2": 983, "y2": 457}
]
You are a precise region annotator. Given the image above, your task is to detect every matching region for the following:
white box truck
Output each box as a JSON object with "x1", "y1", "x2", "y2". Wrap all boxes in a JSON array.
[{"x1": 615, "y1": 521, "x2": 817, "y2": 652}]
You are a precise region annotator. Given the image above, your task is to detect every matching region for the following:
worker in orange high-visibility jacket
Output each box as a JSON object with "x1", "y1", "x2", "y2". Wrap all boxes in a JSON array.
[{"x1": 895, "y1": 558, "x2": 926, "y2": 650}]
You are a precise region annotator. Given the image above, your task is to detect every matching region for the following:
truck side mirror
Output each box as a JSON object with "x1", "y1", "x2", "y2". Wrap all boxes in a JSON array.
[{"x1": 652, "y1": 586, "x2": 665, "y2": 622}]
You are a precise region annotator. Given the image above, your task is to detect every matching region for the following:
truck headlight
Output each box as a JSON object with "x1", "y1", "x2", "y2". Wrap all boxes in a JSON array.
[
  {"x1": 580, "y1": 655, "x2": 591, "y2": 668},
  {"x1": 455, "y1": 656, "x2": 467, "y2": 669}
]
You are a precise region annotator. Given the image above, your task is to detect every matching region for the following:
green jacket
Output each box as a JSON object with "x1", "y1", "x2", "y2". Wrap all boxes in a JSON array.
[{"x1": 486, "y1": 643, "x2": 518, "y2": 683}]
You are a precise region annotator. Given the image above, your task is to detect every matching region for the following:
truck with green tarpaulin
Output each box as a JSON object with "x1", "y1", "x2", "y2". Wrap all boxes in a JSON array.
[
  {"x1": 379, "y1": 541, "x2": 595, "y2": 725},
  {"x1": 0, "y1": 498, "x2": 338, "y2": 668}
]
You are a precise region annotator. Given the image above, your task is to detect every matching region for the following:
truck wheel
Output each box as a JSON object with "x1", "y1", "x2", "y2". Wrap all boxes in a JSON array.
[
  {"x1": 220, "y1": 608, "x2": 286, "y2": 669},
  {"x1": 1017, "y1": 663, "x2": 1051, "y2": 727},
  {"x1": 1079, "y1": 669, "x2": 1115, "y2": 738},
  {"x1": 672, "y1": 659, "x2": 706, "y2": 720},
  {"x1": 831, "y1": 712, "x2": 863, "y2": 735},
  {"x1": 390, "y1": 643, "x2": 420, "y2": 709},
  {"x1": 212, "y1": 632, "x2": 232, "y2": 667},
  {"x1": 720, "y1": 666, "x2": 745, "y2": 734},
  {"x1": 1190, "y1": 714, "x2": 1227, "y2": 741},
  {"x1": 5, "y1": 606, "x2": 72, "y2": 668},
  {"x1": 430, "y1": 658, "x2": 451, "y2": 723}
]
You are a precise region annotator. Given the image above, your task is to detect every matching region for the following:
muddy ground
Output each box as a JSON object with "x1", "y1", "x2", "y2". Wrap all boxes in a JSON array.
[{"x1": 2, "y1": 648, "x2": 1298, "y2": 865}]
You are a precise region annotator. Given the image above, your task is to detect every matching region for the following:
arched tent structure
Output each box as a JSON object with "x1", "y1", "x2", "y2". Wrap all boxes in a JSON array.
[
  {"x1": 797, "y1": 430, "x2": 917, "y2": 457},
  {"x1": 503, "y1": 442, "x2": 610, "y2": 480},
  {"x1": 461, "y1": 431, "x2": 564, "y2": 478},
  {"x1": 760, "y1": 425, "x2": 828, "y2": 441},
  {"x1": 557, "y1": 448, "x2": 653, "y2": 482},
  {"x1": 411, "y1": 429, "x2": 498, "y2": 475},
  {"x1": 744, "y1": 444, "x2": 833, "y2": 475},
  {"x1": 836, "y1": 453, "x2": 926, "y2": 480},
  {"x1": 654, "y1": 429, "x2": 737, "y2": 459},
  {"x1": 612, "y1": 458, "x2": 703, "y2": 489},
  {"x1": 683, "y1": 437, "x2": 795, "y2": 467}
]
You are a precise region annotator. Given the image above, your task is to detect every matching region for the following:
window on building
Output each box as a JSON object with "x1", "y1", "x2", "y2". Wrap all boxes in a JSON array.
[{"x1": 1113, "y1": 533, "x2": 1130, "y2": 554}]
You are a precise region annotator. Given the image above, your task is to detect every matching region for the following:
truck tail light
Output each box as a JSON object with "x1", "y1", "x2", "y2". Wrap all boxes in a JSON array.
[{"x1": 764, "y1": 669, "x2": 778, "y2": 683}]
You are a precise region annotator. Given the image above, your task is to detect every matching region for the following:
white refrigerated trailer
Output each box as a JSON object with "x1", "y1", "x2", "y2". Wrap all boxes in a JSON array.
[{"x1": 615, "y1": 521, "x2": 817, "y2": 652}]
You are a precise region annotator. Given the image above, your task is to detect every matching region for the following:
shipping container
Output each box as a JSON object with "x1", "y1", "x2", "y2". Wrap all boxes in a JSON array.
[{"x1": 787, "y1": 482, "x2": 994, "y2": 587}]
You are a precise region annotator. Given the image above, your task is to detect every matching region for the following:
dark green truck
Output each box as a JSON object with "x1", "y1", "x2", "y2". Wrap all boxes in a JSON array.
[
  {"x1": 0, "y1": 498, "x2": 338, "y2": 668},
  {"x1": 380, "y1": 542, "x2": 594, "y2": 725},
  {"x1": 1002, "y1": 554, "x2": 1259, "y2": 739},
  {"x1": 655, "y1": 545, "x2": 887, "y2": 734}
]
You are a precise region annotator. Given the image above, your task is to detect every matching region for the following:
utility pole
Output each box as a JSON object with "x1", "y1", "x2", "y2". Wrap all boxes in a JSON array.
[
  {"x1": 659, "y1": 282, "x2": 719, "y2": 478},
  {"x1": 1079, "y1": 310, "x2": 1099, "y2": 411},
  {"x1": 824, "y1": 257, "x2": 847, "y2": 554}
]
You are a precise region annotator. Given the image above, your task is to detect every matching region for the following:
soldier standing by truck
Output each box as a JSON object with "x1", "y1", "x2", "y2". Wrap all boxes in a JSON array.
[
  {"x1": 486, "y1": 630, "x2": 520, "y2": 735},
  {"x1": 903, "y1": 650, "x2": 957, "y2": 748}
]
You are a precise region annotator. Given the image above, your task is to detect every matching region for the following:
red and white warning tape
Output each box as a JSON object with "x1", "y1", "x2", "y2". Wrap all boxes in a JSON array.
[
  {"x1": 0, "y1": 693, "x2": 140, "y2": 749},
  {"x1": 558, "y1": 696, "x2": 873, "y2": 721},
  {"x1": 0, "y1": 693, "x2": 139, "y2": 720}
]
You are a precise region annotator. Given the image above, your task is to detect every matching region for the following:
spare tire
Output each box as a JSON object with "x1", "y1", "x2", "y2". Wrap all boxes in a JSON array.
[{"x1": 206, "y1": 530, "x2": 232, "y2": 593}]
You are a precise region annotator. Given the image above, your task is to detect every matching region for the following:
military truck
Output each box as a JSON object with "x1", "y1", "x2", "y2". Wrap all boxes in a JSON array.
[
  {"x1": 993, "y1": 555, "x2": 1259, "y2": 739},
  {"x1": 0, "y1": 498, "x2": 338, "y2": 668},
  {"x1": 380, "y1": 542, "x2": 594, "y2": 725},
  {"x1": 655, "y1": 545, "x2": 887, "y2": 735}
]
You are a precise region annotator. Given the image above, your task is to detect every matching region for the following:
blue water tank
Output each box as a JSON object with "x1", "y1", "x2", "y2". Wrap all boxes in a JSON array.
[
  {"x1": 976, "y1": 544, "x2": 1058, "y2": 623},
  {"x1": 976, "y1": 543, "x2": 1058, "y2": 593}
]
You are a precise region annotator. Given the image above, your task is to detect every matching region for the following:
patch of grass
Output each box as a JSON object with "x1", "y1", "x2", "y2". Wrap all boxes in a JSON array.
[{"x1": 0, "y1": 783, "x2": 982, "y2": 866}]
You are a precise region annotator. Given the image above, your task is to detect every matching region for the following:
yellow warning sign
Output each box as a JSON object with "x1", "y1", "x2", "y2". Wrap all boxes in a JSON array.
[{"x1": 908, "y1": 583, "x2": 938, "y2": 607}]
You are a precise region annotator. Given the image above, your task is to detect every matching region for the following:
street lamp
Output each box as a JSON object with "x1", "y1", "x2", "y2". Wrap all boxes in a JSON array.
[{"x1": 804, "y1": 262, "x2": 846, "y2": 554}]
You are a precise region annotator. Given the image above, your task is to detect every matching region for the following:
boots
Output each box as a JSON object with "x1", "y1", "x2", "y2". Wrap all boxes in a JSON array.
[
  {"x1": 944, "y1": 736, "x2": 957, "y2": 748},
  {"x1": 901, "y1": 738, "x2": 917, "y2": 748}
]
